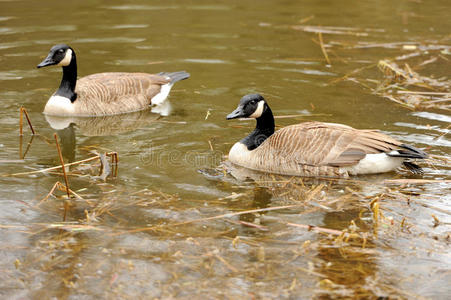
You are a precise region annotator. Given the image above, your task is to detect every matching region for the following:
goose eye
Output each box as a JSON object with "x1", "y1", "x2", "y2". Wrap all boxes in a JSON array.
[{"x1": 58, "y1": 49, "x2": 64, "y2": 53}]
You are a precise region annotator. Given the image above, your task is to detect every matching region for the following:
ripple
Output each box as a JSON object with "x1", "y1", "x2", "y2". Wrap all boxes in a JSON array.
[
  {"x1": 256, "y1": 66, "x2": 336, "y2": 76},
  {"x1": 107, "y1": 5, "x2": 179, "y2": 10},
  {"x1": 184, "y1": 58, "x2": 232, "y2": 64},
  {"x1": 412, "y1": 111, "x2": 451, "y2": 123},
  {"x1": 391, "y1": 133, "x2": 451, "y2": 148},
  {"x1": 198, "y1": 87, "x2": 230, "y2": 96},
  {"x1": 187, "y1": 5, "x2": 231, "y2": 10},
  {"x1": 0, "y1": 70, "x2": 39, "y2": 80},
  {"x1": 105, "y1": 59, "x2": 159, "y2": 66},
  {"x1": 110, "y1": 24, "x2": 149, "y2": 29},
  {"x1": 135, "y1": 45, "x2": 165, "y2": 50},
  {"x1": 270, "y1": 59, "x2": 319, "y2": 65},
  {"x1": 175, "y1": 183, "x2": 228, "y2": 197},
  {"x1": 74, "y1": 37, "x2": 146, "y2": 43},
  {"x1": 0, "y1": 25, "x2": 76, "y2": 35},
  {"x1": 0, "y1": 17, "x2": 15, "y2": 22},
  {"x1": 395, "y1": 122, "x2": 450, "y2": 135},
  {"x1": 0, "y1": 41, "x2": 31, "y2": 50},
  {"x1": 188, "y1": 33, "x2": 239, "y2": 39}
]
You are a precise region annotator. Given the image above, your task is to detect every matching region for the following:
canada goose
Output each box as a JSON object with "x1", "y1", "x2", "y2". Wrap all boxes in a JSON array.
[
  {"x1": 226, "y1": 94, "x2": 428, "y2": 177},
  {"x1": 37, "y1": 44, "x2": 189, "y2": 116}
]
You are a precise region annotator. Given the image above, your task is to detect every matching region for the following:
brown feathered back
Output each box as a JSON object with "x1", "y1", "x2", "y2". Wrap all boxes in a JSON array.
[{"x1": 73, "y1": 72, "x2": 170, "y2": 116}]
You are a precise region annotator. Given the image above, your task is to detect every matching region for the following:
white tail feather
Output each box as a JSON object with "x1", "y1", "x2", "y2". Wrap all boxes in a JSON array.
[{"x1": 151, "y1": 82, "x2": 173, "y2": 105}]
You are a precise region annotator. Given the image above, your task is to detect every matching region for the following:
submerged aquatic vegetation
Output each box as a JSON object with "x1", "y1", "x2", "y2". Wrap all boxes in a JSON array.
[
  {"x1": 376, "y1": 59, "x2": 451, "y2": 111},
  {"x1": 291, "y1": 23, "x2": 451, "y2": 111},
  {"x1": 3, "y1": 168, "x2": 449, "y2": 299}
]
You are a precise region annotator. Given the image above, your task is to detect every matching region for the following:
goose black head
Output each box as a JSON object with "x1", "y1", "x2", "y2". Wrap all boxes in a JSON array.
[
  {"x1": 37, "y1": 44, "x2": 74, "y2": 68},
  {"x1": 226, "y1": 94, "x2": 267, "y2": 120}
]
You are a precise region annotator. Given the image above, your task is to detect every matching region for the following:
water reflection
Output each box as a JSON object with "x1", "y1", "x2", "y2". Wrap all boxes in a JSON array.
[{"x1": 47, "y1": 108, "x2": 165, "y2": 162}]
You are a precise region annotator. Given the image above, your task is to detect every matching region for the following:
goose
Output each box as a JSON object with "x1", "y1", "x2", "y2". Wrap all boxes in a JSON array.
[
  {"x1": 37, "y1": 44, "x2": 189, "y2": 116},
  {"x1": 226, "y1": 94, "x2": 428, "y2": 177}
]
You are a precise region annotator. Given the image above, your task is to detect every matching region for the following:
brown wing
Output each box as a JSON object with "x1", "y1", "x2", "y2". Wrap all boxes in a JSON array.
[
  {"x1": 256, "y1": 121, "x2": 402, "y2": 167},
  {"x1": 74, "y1": 72, "x2": 170, "y2": 116}
]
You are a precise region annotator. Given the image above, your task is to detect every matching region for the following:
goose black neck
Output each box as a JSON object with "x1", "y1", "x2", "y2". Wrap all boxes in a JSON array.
[
  {"x1": 241, "y1": 104, "x2": 275, "y2": 150},
  {"x1": 55, "y1": 53, "x2": 77, "y2": 102}
]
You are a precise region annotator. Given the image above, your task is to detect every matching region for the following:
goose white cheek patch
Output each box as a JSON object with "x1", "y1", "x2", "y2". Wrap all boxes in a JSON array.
[
  {"x1": 57, "y1": 49, "x2": 72, "y2": 67},
  {"x1": 249, "y1": 100, "x2": 264, "y2": 118}
]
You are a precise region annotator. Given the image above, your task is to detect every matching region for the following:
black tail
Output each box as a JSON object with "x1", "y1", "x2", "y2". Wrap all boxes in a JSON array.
[
  {"x1": 159, "y1": 71, "x2": 190, "y2": 84},
  {"x1": 403, "y1": 161, "x2": 424, "y2": 174},
  {"x1": 387, "y1": 144, "x2": 427, "y2": 174},
  {"x1": 387, "y1": 144, "x2": 428, "y2": 159}
]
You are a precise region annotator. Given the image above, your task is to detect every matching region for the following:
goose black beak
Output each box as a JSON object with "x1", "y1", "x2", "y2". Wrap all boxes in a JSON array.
[
  {"x1": 226, "y1": 106, "x2": 246, "y2": 120},
  {"x1": 37, "y1": 54, "x2": 56, "y2": 68}
]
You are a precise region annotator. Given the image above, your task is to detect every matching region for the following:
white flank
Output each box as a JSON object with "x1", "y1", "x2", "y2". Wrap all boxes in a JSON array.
[
  {"x1": 44, "y1": 95, "x2": 75, "y2": 116},
  {"x1": 151, "y1": 82, "x2": 173, "y2": 105},
  {"x1": 343, "y1": 152, "x2": 403, "y2": 175},
  {"x1": 249, "y1": 100, "x2": 264, "y2": 118},
  {"x1": 57, "y1": 49, "x2": 73, "y2": 67}
]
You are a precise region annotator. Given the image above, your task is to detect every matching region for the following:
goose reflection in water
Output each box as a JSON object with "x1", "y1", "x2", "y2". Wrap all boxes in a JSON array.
[{"x1": 46, "y1": 106, "x2": 170, "y2": 163}]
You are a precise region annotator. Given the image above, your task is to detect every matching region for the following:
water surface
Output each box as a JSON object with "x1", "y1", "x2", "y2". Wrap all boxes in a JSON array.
[{"x1": 0, "y1": 0, "x2": 450, "y2": 298}]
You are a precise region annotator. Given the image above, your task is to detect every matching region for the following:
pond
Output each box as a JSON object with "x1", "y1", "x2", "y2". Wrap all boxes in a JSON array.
[{"x1": 0, "y1": 0, "x2": 450, "y2": 298}]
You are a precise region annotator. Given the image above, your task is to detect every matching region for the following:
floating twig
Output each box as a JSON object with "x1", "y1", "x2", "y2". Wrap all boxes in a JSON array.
[
  {"x1": 286, "y1": 222, "x2": 344, "y2": 236},
  {"x1": 298, "y1": 15, "x2": 315, "y2": 24},
  {"x1": 2, "y1": 152, "x2": 118, "y2": 177},
  {"x1": 318, "y1": 32, "x2": 331, "y2": 65},
  {"x1": 215, "y1": 253, "x2": 239, "y2": 272},
  {"x1": 37, "y1": 181, "x2": 84, "y2": 207}
]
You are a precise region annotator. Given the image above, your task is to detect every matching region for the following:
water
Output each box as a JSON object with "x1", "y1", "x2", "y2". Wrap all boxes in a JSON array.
[{"x1": 1, "y1": 0, "x2": 450, "y2": 298}]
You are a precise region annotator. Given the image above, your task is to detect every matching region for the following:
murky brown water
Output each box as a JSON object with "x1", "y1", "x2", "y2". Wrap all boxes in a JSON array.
[{"x1": 1, "y1": 0, "x2": 450, "y2": 298}]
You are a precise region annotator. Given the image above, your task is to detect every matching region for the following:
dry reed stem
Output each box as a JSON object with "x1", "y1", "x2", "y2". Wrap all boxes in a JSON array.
[
  {"x1": 285, "y1": 222, "x2": 344, "y2": 236},
  {"x1": 20, "y1": 135, "x2": 34, "y2": 159},
  {"x1": 225, "y1": 219, "x2": 269, "y2": 231},
  {"x1": 330, "y1": 64, "x2": 377, "y2": 84},
  {"x1": 109, "y1": 152, "x2": 119, "y2": 177},
  {"x1": 19, "y1": 135, "x2": 22, "y2": 158},
  {"x1": 211, "y1": 252, "x2": 239, "y2": 273},
  {"x1": 19, "y1": 107, "x2": 36, "y2": 135},
  {"x1": 2, "y1": 152, "x2": 117, "y2": 177},
  {"x1": 54, "y1": 133, "x2": 71, "y2": 221},
  {"x1": 299, "y1": 15, "x2": 315, "y2": 24},
  {"x1": 37, "y1": 181, "x2": 85, "y2": 207},
  {"x1": 19, "y1": 106, "x2": 23, "y2": 136},
  {"x1": 318, "y1": 32, "x2": 331, "y2": 65},
  {"x1": 38, "y1": 181, "x2": 62, "y2": 205}
]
